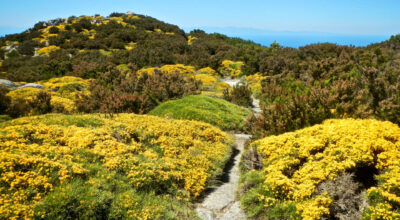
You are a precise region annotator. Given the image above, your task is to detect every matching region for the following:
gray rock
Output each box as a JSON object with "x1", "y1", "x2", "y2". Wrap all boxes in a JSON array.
[
  {"x1": 0, "y1": 79, "x2": 16, "y2": 88},
  {"x1": 17, "y1": 83, "x2": 44, "y2": 89},
  {"x1": 251, "y1": 96, "x2": 262, "y2": 115},
  {"x1": 220, "y1": 78, "x2": 242, "y2": 87}
]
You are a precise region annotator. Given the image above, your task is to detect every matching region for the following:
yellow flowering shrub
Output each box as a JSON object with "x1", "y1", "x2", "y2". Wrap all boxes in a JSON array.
[
  {"x1": 188, "y1": 35, "x2": 197, "y2": 45},
  {"x1": 0, "y1": 113, "x2": 232, "y2": 219},
  {"x1": 138, "y1": 64, "x2": 196, "y2": 78},
  {"x1": 137, "y1": 67, "x2": 156, "y2": 76},
  {"x1": 245, "y1": 73, "x2": 266, "y2": 97},
  {"x1": 6, "y1": 76, "x2": 91, "y2": 114},
  {"x1": 50, "y1": 96, "x2": 76, "y2": 112},
  {"x1": 160, "y1": 64, "x2": 195, "y2": 77},
  {"x1": 36, "y1": 46, "x2": 60, "y2": 56},
  {"x1": 197, "y1": 67, "x2": 219, "y2": 77},
  {"x1": 219, "y1": 60, "x2": 244, "y2": 77},
  {"x1": 124, "y1": 41, "x2": 136, "y2": 50},
  {"x1": 215, "y1": 82, "x2": 231, "y2": 91},
  {"x1": 242, "y1": 119, "x2": 400, "y2": 219},
  {"x1": 42, "y1": 76, "x2": 91, "y2": 91},
  {"x1": 6, "y1": 87, "x2": 42, "y2": 101},
  {"x1": 195, "y1": 74, "x2": 217, "y2": 87}
]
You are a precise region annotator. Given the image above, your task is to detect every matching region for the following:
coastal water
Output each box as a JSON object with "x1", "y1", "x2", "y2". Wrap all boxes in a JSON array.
[{"x1": 242, "y1": 34, "x2": 390, "y2": 48}]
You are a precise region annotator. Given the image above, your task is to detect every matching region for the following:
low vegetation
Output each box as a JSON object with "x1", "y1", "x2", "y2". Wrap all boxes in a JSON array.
[
  {"x1": 75, "y1": 67, "x2": 200, "y2": 115},
  {"x1": 2, "y1": 76, "x2": 91, "y2": 117},
  {"x1": 240, "y1": 119, "x2": 400, "y2": 219},
  {"x1": 1, "y1": 11, "x2": 400, "y2": 220},
  {"x1": 149, "y1": 95, "x2": 251, "y2": 131},
  {"x1": 223, "y1": 83, "x2": 253, "y2": 107},
  {"x1": 246, "y1": 41, "x2": 400, "y2": 139},
  {"x1": 0, "y1": 113, "x2": 232, "y2": 219}
]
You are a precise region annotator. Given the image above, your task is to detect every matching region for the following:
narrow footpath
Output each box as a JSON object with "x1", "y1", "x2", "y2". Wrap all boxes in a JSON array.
[
  {"x1": 195, "y1": 134, "x2": 250, "y2": 220},
  {"x1": 195, "y1": 78, "x2": 260, "y2": 220}
]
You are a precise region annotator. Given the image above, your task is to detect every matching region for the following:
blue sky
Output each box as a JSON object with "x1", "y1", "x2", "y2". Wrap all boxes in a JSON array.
[{"x1": 1, "y1": 0, "x2": 399, "y2": 47}]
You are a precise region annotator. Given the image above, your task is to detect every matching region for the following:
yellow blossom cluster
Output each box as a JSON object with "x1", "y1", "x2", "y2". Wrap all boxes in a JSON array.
[
  {"x1": 197, "y1": 67, "x2": 219, "y2": 77},
  {"x1": 195, "y1": 74, "x2": 217, "y2": 87},
  {"x1": 6, "y1": 76, "x2": 91, "y2": 113},
  {"x1": 188, "y1": 35, "x2": 198, "y2": 45},
  {"x1": 201, "y1": 81, "x2": 231, "y2": 97},
  {"x1": 138, "y1": 64, "x2": 196, "y2": 78},
  {"x1": 36, "y1": 45, "x2": 60, "y2": 56},
  {"x1": 124, "y1": 41, "x2": 137, "y2": 50},
  {"x1": 0, "y1": 113, "x2": 232, "y2": 219},
  {"x1": 215, "y1": 82, "x2": 231, "y2": 91},
  {"x1": 6, "y1": 87, "x2": 42, "y2": 101},
  {"x1": 30, "y1": 15, "x2": 140, "y2": 54},
  {"x1": 219, "y1": 60, "x2": 244, "y2": 77},
  {"x1": 153, "y1": 28, "x2": 174, "y2": 35},
  {"x1": 245, "y1": 73, "x2": 266, "y2": 97},
  {"x1": 249, "y1": 119, "x2": 400, "y2": 219},
  {"x1": 31, "y1": 24, "x2": 66, "y2": 46}
]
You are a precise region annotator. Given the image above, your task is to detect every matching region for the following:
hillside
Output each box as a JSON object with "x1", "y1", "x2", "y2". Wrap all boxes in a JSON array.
[
  {"x1": 0, "y1": 11, "x2": 400, "y2": 220},
  {"x1": 0, "y1": 12, "x2": 267, "y2": 82}
]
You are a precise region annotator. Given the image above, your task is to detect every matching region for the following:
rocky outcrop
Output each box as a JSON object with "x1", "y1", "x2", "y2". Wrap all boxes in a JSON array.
[
  {"x1": 0, "y1": 79, "x2": 44, "y2": 90},
  {"x1": 17, "y1": 83, "x2": 44, "y2": 89},
  {"x1": 0, "y1": 79, "x2": 16, "y2": 89}
]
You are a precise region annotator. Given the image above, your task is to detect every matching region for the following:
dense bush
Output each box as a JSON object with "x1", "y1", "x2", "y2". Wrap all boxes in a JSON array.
[
  {"x1": 0, "y1": 86, "x2": 10, "y2": 114},
  {"x1": 76, "y1": 68, "x2": 200, "y2": 114},
  {"x1": 0, "y1": 13, "x2": 271, "y2": 82},
  {"x1": 7, "y1": 98, "x2": 30, "y2": 118},
  {"x1": 29, "y1": 91, "x2": 52, "y2": 115},
  {"x1": 223, "y1": 83, "x2": 253, "y2": 107},
  {"x1": 247, "y1": 43, "x2": 400, "y2": 138},
  {"x1": 240, "y1": 119, "x2": 400, "y2": 219},
  {"x1": 3, "y1": 76, "x2": 91, "y2": 117}
]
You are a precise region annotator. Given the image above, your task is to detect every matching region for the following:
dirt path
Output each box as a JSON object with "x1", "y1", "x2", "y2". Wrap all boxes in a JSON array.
[
  {"x1": 195, "y1": 134, "x2": 251, "y2": 220},
  {"x1": 196, "y1": 78, "x2": 261, "y2": 219}
]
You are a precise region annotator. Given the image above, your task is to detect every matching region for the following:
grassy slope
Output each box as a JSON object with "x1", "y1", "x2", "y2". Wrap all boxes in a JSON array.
[{"x1": 149, "y1": 95, "x2": 252, "y2": 131}]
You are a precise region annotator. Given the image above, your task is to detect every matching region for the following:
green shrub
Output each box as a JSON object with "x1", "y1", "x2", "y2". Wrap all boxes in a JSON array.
[
  {"x1": 149, "y1": 95, "x2": 251, "y2": 131},
  {"x1": 0, "y1": 87, "x2": 10, "y2": 114},
  {"x1": 223, "y1": 83, "x2": 253, "y2": 107},
  {"x1": 0, "y1": 115, "x2": 11, "y2": 123}
]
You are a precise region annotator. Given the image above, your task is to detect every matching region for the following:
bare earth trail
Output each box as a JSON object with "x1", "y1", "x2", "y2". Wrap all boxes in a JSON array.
[
  {"x1": 195, "y1": 78, "x2": 261, "y2": 220},
  {"x1": 195, "y1": 134, "x2": 250, "y2": 220}
]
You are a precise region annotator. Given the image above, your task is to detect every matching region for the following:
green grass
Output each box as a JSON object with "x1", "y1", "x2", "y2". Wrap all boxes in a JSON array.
[
  {"x1": 0, "y1": 115, "x2": 11, "y2": 123},
  {"x1": 149, "y1": 95, "x2": 251, "y2": 131}
]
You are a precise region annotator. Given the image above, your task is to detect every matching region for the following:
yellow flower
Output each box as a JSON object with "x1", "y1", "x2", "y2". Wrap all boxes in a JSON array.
[{"x1": 249, "y1": 118, "x2": 400, "y2": 220}]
